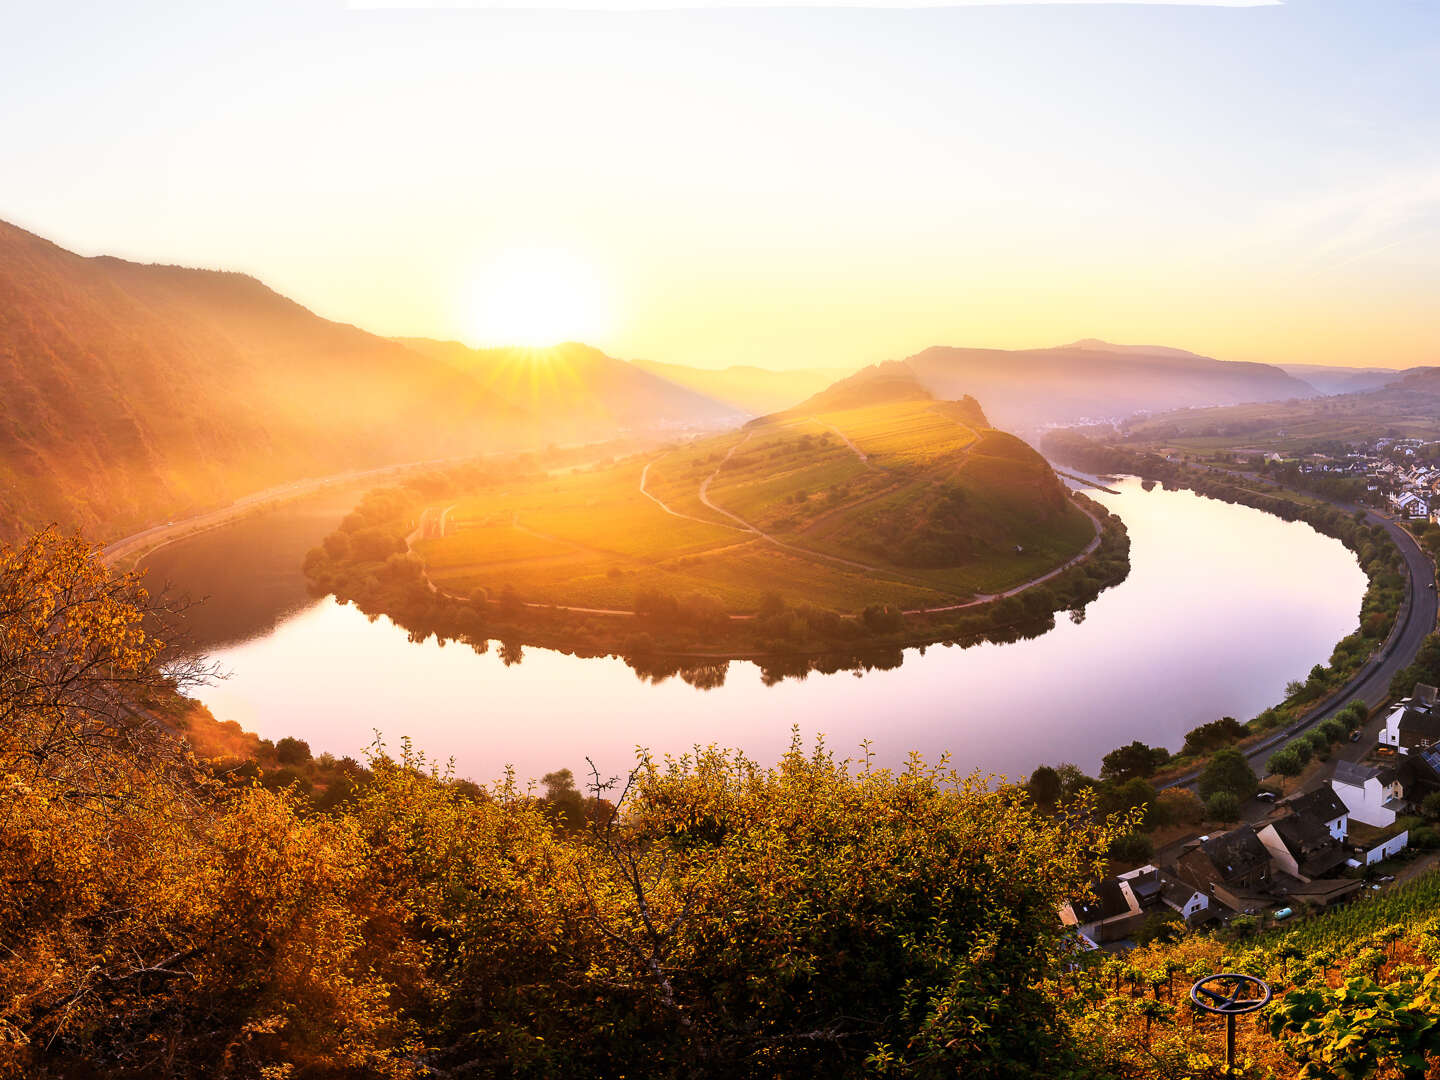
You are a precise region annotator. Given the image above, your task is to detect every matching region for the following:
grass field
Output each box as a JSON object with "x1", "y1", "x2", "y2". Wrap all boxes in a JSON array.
[{"x1": 414, "y1": 386, "x2": 1097, "y2": 614}]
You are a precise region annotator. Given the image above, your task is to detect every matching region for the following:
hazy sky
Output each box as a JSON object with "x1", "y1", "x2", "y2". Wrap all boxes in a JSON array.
[{"x1": 4, "y1": 0, "x2": 1437, "y2": 370}]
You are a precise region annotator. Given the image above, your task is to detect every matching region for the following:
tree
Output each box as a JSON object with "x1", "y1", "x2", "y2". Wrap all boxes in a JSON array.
[
  {"x1": 541, "y1": 767, "x2": 586, "y2": 830},
  {"x1": 1421, "y1": 791, "x2": 1440, "y2": 822},
  {"x1": 1197, "y1": 747, "x2": 1259, "y2": 802},
  {"x1": 1319, "y1": 717, "x2": 1347, "y2": 744},
  {"x1": 1100, "y1": 778, "x2": 1157, "y2": 825},
  {"x1": 1302, "y1": 728, "x2": 1331, "y2": 757},
  {"x1": 1267, "y1": 746, "x2": 1306, "y2": 779},
  {"x1": 1155, "y1": 787, "x2": 1206, "y2": 827},
  {"x1": 276, "y1": 736, "x2": 312, "y2": 765},
  {"x1": 1182, "y1": 717, "x2": 1245, "y2": 757},
  {"x1": 1099, "y1": 740, "x2": 1170, "y2": 783},
  {"x1": 1053, "y1": 762, "x2": 1097, "y2": 802},
  {"x1": 1206, "y1": 790, "x2": 1241, "y2": 821},
  {"x1": 1108, "y1": 830, "x2": 1154, "y2": 866},
  {"x1": 1028, "y1": 765, "x2": 1061, "y2": 806}
]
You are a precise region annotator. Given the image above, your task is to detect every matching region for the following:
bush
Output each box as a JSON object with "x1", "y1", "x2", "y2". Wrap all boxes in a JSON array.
[
  {"x1": 1410, "y1": 825, "x2": 1440, "y2": 850},
  {"x1": 1155, "y1": 787, "x2": 1206, "y2": 826}
]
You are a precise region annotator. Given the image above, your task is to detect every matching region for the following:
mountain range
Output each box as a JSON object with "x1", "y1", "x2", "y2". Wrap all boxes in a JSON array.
[{"x1": 4, "y1": 216, "x2": 1404, "y2": 543}]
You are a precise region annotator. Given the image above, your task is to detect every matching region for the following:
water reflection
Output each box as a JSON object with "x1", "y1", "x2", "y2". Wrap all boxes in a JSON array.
[{"x1": 162, "y1": 479, "x2": 1368, "y2": 784}]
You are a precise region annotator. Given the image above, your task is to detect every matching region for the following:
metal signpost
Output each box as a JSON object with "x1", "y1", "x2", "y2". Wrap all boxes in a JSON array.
[{"x1": 1190, "y1": 972, "x2": 1272, "y2": 1074}]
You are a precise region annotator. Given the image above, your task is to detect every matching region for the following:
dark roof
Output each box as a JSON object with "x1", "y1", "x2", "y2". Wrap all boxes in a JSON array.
[
  {"x1": 1284, "y1": 786, "x2": 1348, "y2": 823},
  {"x1": 1071, "y1": 875, "x2": 1133, "y2": 923},
  {"x1": 1415, "y1": 683, "x2": 1438, "y2": 706},
  {"x1": 1131, "y1": 876, "x2": 1164, "y2": 903},
  {"x1": 1271, "y1": 815, "x2": 1348, "y2": 879},
  {"x1": 1398, "y1": 707, "x2": 1440, "y2": 747},
  {"x1": 1160, "y1": 877, "x2": 1201, "y2": 909},
  {"x1": 1199, "y1": 827, "x2": 1269, "y2": 878},
  {"x1": 1332, "y1": 759, "x2": 1384, "y2": 787}
]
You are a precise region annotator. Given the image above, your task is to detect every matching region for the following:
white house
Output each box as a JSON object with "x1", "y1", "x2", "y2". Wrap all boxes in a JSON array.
[
  {"x1": 1159, "y1": 878, "x2": 1209, "y2": 922},
  {"x1": 1379, "y1": 700, "x2": 1440, "y2": 755},
  {"x1": 1330, "y1": 760, "x2": 1405, "y2": 827},
  {"x1": 1278, "y1": 786, "x2": 1349, "y2": 842}
]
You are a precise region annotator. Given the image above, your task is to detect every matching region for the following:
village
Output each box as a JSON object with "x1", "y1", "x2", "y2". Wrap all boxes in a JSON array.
[
  {"x1": 1280, "y1": 436, "x2": 1440, "y2": 521},
  {"x1": 1063, "y1": 682, "x2": 1440, "y2": 949}
]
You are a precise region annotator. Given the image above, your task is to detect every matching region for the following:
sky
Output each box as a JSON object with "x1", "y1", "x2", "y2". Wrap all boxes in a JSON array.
[{"x1": 2, "y1": 0, "x2": 1437, "y2": 371}]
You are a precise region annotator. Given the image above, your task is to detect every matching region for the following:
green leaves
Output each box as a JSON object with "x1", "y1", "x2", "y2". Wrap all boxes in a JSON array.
[{"x1": 1270, "y1": 972, "x2": 1440, "y2": 1080}]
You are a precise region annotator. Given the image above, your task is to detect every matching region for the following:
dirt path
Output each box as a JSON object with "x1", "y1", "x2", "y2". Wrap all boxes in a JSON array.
[
  {"x1": 815, "y1": 418, "x2": 871, "y2": 465},
  {"x1": 697, "y1": 434, "x2": 900, "y2": 576},
  {"x1": 638, "y1": 456, "x2": 746, "y2": 531}
]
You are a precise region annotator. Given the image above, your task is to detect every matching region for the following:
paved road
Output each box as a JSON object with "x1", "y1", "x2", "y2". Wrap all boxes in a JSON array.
[
  {"x1": 99, "y1": 455, "x2": 465, "y2": 568},
  {"x1": 1161, "y1": 501, "x2": 1437, "y2": 790}
]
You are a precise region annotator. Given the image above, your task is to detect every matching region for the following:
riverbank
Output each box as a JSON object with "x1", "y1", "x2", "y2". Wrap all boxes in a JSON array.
[
  {"x1": 299, "y1": 462, "x2": 1131, "y2": 669},
  {"x1": 1043, "y1": 430, "x2": 1437, "y2": 796}
]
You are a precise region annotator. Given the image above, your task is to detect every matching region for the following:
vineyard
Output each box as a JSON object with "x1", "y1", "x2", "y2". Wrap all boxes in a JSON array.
[{"x1": 1066, "y1": 866, "x2": 1440, "y2": 1077}]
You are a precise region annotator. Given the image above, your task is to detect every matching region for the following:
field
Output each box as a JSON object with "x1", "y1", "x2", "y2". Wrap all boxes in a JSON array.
[{"x1": 414, "y1": 386, "x2": 1097, "y2": 615}]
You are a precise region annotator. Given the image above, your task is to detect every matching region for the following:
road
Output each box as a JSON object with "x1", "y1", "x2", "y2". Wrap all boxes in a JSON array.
[
  {"x1": 99, "y1": 455, "x2": 466, "y2": 568},
  {"x1": 1161, "y1": 501, "x2": 1437, "y2": 790}
]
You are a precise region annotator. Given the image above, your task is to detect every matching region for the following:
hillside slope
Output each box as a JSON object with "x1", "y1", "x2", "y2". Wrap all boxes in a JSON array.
[
  {"x1": 901, "y1": 340, "x2": 1315, "y2": 431},
  {"x1": 0, "y1": 222, "x2": 734, "y2": 542},
  {"x1": 404, "y1": 365, "x2": 1096, "y2": 619},
  {"x1": 1124, "y1": 365, "x2": 1440, "y2": 445}
]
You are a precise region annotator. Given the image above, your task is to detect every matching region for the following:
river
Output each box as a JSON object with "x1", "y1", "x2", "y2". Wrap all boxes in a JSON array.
[{"x1": 142, "y1": 478, "x2": 1368, "y2": 785}]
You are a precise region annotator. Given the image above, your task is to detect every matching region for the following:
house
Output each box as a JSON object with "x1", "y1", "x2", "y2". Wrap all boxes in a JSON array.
[
  {"x1": 1159, "y1": 878, "x2": 1210, "y2": 923},
  {"x1": 1256, "y1": 814, "x2": 1348, "y2": 882},
  {"x1": 1059, "y1": 866, "x2": 1156, "y2": 943},
  {"x1": 1379, "y1": 704, "x2": 1440, "y2": 754},
  {"x1": 1346, "y1": 819, "x2": 1410, "y2": 868},
  {"x1": 1330, "y1": 759, "x2": 1406, "y2": 827},
  {"x1": 1174, "y1": 828, "x2": 1272, "y2": 912},
  {"x1": 1277, "y1": 786, "x2": 1349, "y2": 841}
]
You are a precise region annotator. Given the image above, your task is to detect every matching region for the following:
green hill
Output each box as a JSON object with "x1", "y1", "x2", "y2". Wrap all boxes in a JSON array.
[{"x1": 409, "y1": 366, "x2": 1096, "y2": 615}]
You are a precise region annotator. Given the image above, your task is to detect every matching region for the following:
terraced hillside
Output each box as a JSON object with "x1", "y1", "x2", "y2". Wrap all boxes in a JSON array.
[{"x1": 412, "y1": 370, "x2": 1097, "y2": 614}]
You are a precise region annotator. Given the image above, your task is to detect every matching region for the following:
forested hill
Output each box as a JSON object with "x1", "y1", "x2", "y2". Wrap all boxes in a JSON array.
[{"x1": 0, "y1": 222, "x2": 737, "y2": 543}]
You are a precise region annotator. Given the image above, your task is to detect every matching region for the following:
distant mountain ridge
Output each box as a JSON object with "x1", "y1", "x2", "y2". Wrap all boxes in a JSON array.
[
  {"x1": 1279, "y1": 363, "x2": 1405, "y2": 395},
  {"x1": 0, "y1": 221, "x2": 734, "y2": 542},
  {"x1": 629, "y1": 357, "x2": 855, "y2": 416},
  {"x1": 894, "y1": 340, "x2": 1316, "y2": 432},
  {"x1": 394, "y1": 338, "x2": 742, "y2": 431}
]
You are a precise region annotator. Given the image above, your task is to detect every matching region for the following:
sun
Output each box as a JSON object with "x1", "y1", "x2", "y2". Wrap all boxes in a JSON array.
[{"x1": 466, "y1": 249, "x2": 611, "y2": 349}]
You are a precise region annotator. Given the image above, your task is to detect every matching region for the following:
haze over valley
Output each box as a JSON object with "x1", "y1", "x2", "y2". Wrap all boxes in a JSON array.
[{"x1": 6, "y1": 3, "x2": 1440, "y2": 1077}]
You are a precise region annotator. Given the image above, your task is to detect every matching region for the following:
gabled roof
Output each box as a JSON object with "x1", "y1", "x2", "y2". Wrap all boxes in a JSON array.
[
  {"x1": 1160, "y1": 877, "x2": 1202, "y2": 909},
  {"x1": 1270, "y1": 814, "x2": 1348, "y2": 879},
  {"x1": 1416, "y1": 683, "x2": 1438, "y2": 706},
  {"x1": 1283, "y1": 786, "x2": 1348, "y2": 823},
  {"x1": 1197, "y1": 827, "x2": 1269, "y2": 879},
  {"x1": 1071, "y1": 875, "x2": 1135, "y2": 923},
  {"x1": 1398, "y1": 707, "x2": 1440, "y2": 745},
  {"x1": 1332, "y1": 759, "x2": 1383, "y2": 787}
]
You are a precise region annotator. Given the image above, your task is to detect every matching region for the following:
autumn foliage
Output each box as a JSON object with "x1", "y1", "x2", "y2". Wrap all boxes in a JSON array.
[{"x1": 0, "y1": 529, "x2": 1145, "y2": 1078}]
